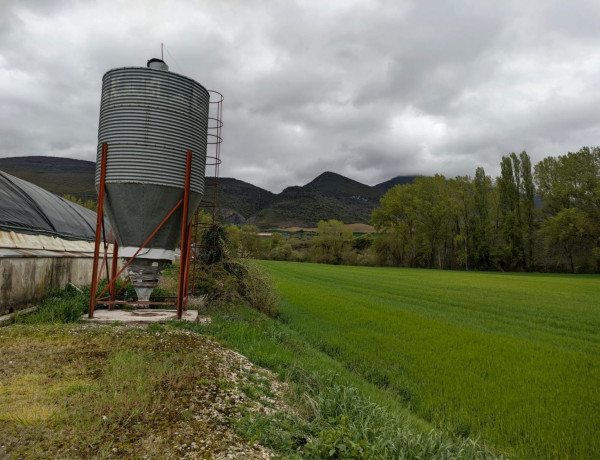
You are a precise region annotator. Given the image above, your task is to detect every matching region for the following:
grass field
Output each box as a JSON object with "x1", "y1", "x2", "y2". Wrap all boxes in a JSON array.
[{"x1": 258, "y1": 261, "x2": 600, "y2": 459}]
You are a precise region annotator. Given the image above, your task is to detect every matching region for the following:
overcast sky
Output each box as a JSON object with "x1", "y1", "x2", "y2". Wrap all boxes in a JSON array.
[{"x1": 1, "y1": 0, "x2": 599, "y2": 192}]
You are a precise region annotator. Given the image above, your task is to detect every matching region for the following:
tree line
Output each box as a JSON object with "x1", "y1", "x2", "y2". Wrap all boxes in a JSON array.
[
  {"x1": 371, "y1": 147, "x2": 599, "y2": 273},
  {"x1": 251, "y1": 146, "x2": 598, "y2": 273}
]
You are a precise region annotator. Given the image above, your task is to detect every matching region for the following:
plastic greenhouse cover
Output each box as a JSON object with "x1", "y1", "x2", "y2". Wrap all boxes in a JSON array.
[{"x1": 0, "y1": 170, "x2": 110, "y2": 241}]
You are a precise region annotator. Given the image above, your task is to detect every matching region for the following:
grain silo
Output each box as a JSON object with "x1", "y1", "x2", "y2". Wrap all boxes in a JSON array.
[{"x1": 94, "y1": 58, "x2": 210, "y2": 306}]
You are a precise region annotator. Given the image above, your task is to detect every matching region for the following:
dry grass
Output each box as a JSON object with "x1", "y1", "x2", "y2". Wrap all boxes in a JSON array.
[{"x1": 0, "y1": 324, "x2": 284, "y2": 459}]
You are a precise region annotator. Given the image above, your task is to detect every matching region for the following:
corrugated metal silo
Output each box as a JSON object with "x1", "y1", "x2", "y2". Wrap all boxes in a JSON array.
[{"x1": 96, "y1": 59, "x2": 210, "y2": 300}]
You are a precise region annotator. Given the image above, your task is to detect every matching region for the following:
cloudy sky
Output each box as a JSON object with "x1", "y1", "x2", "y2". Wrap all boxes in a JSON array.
[{"x1": 1, "y1": 0, "x2": 599, "y2": 192}]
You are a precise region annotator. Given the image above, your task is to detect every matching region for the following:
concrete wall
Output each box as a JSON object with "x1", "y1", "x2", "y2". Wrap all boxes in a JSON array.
[
  {"x1": 0, "y1": 255, "x2": 103, "y2": 315},
  {"x1": 0, "y1": 231, "x2": 120, "y2": 314}
]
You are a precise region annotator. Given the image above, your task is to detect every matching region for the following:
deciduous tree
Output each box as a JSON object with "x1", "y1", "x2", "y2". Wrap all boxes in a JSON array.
[{"x1": 312, "y1": 219, "x2": 353, "y2": 265}]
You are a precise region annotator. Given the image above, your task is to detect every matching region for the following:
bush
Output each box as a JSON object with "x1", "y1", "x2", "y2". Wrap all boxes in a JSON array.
[
  {"x1": 352, "y1": 234, "x2": 374, "y2": 251},
  {"x1": 198, "y1": 224, "x2": 228, "y2": 265},
  {"x1": 267, "y1": 244, "x2": 293, "y2": 261},
  {"x1": 312, "y1": 220, "x2": 353, "y2": 265},
  {"x1": 271, "y1": 232, "x2": 284, "y2": 247},
  {"x1": 234, "y1": 260, "x2": 279, "y2": 317},
  {"x1": 192, "y1": 263, "x2": 241, "y2": 304},
  {"x1": 189, "y1": 225, "x2": 279, "y2": 316}
]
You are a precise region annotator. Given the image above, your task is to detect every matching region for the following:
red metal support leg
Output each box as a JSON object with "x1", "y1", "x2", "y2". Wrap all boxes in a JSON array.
[
  {"x1": 97, "y1": 229, "x2": 112, "y2": 293},
  {"x1": 191, "y1": 209, "x2": 199, "y2": 296},
  {"x1": 109, "y1": 240, "x2": 119, "y2": 310},
  {"x1": 89, "y1": 142, "x2": 108, "y2": 318},
  {"x1": 183, "y1": 220, "x2": 193, "y2": 311},
  {"x1": 177, "y1": 150, "x2": 193, "y2": 319}
]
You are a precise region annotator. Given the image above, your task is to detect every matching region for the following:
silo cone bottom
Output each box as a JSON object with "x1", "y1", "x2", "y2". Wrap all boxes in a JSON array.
[
  {"x1": 125, "y1": 258, "x2": 171, "y2": 308},
  {"x1": 133, "y1": 286, "x2": 154, "y2": 305}
]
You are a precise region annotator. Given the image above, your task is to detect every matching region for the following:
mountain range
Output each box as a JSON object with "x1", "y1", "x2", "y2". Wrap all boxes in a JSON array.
[{"x1": 0, "y1": 156, "x2": 416, "y2": 229}]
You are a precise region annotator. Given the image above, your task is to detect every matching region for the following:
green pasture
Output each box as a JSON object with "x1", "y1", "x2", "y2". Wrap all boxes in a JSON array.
[{"x1": 258, "y1": 261, "x2": 600, "y2": 459}]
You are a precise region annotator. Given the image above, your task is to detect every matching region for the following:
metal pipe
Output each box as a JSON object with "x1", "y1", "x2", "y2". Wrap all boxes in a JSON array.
[
  {"x1": 191, "y1": 209, "x2": 199, "y2": 296},
  {"x1": 89, "y1": 142, "x2": 108, "y2": 318},
  {"x1": 109, "y1": 240, "x2": 119, "y2": 310},
  {"x1": 176, "y1": 150, "x2": 192, "y2": 319},
  {"x1": 183, "y1": 220, "x2": 193, "y2": 311}
]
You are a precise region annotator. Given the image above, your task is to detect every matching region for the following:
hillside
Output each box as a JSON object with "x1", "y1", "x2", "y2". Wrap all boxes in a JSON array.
[
  {"x1": 0, "y1": 156, "x2": 415, "y2": 229},
  {"x1": 374, "y1": 175, "x2": 418, "y2": 191},
  {"x1": 215, "y1": 178, "x2": 275, "y2": 218},
  {"x1": 249, "y1": 172, "x2": 386, "y2": 228},
  {"x1": 305, "y1": 171, "x2": 384, "y2": 200},
  {"x1": 249, "y1": 186, "x2": 358, "y2": 228},
  {"x1": 0, "y1": 156, "x2": 96, "y2": 200}
]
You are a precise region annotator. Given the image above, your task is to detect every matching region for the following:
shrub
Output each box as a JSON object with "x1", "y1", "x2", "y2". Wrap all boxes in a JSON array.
[
  {"x1": 234, "y1": 260, "x2": 279, "y2": 317},
  {"x1": 198, "y1": 224, "x2": 228, "y2": 265},
  {"x1": 312, "y1": 220, "x2": 353, "y2": 265},
  {"x1": 352, "y1": 234, "x2": 374, "y2": 251},
  {"x1": 268, "y1": 244, "x2": 293, "y2": 261},
  {"x1": 271, "y1": 232, "x2": 284, "y2": 247},
  {"x1": 192, "y1": 264, "x2": 241, "y2": 304},
  {"x1": 189, "y1": 225, "x2": 279, "y2": 316}
]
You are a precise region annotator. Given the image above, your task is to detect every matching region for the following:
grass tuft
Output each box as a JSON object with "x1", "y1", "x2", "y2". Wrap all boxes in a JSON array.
[
  {"x1": 177, "y1": 302, "x2": 497, "y2": 459},
  {"x1": 13, "y1": 284, "x2": 88, "y2": 324}
]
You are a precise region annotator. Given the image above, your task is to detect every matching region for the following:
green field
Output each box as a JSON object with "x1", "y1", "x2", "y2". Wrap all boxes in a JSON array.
[{"x1": 258, "y1": 261, "x2": 600, "y2": 459}]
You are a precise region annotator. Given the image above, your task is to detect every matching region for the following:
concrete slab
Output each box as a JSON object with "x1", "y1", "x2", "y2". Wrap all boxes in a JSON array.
[{"x1": 81, "y1": 309, "x2": 205, "y2": 325}]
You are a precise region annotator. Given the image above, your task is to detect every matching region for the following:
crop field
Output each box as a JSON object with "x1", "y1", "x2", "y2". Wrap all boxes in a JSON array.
[{"x1": 258, "y1": 261, "x2": 600, "y2": 459}]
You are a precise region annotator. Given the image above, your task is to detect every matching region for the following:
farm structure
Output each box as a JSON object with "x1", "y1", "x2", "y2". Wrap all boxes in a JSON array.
[
  {"x1": 88, "y1": 58, "x2": 222, "y2": 318},
  {"x1": 0, "y1": 171, "x2": 113, "y2": 315}
]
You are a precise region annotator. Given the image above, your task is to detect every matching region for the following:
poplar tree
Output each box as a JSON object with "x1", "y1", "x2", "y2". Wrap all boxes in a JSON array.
[
  {"x1": 534, "y1": 146, "x2": 600, "y2": 271},
  {"x1": 497, "y1": 156, "x2": 520, "y2": 269},
  {"x1": 449, "y1": 175, "x2": 474, "y2": 270},
  {"x1": 472, "y1": 167, "x2": 492, "y2": 269},
  {"x1": 519, "y1": 152, "x2": 536, "y2": 269}
]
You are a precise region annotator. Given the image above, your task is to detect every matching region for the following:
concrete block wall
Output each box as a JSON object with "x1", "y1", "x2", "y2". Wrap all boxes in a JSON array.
[
  {"x1": 0, "y1": 255, "x2": 107, "y2": 315},
  {"x1": 0, "y1": 231, "x2": 118, "y2": 315}
]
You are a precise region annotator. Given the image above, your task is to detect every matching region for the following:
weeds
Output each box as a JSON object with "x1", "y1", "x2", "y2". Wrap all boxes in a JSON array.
[
  {"x1": 11, "y1": 280, "x2": 175, "y2": 325},
  {"x1": 178, "y1": 304, "x2": 497, "y2": 459},
  {"x1": 192, "y1": 259, "x2": 279, "y2": 317},
  {"x1": 0, "y1": 324, "x2": 276, "y2": 458},
  {"x1": 13, "y1": 284, "x2": 87, "y2": 324},
  {"x1": 237, "y1": 372, "x2": 497, "y2": 459}
]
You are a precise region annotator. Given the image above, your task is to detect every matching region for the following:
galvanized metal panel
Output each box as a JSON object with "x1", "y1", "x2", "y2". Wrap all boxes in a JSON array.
[
  {"x1": 95, "y1": 67, "x2": 209, "y2": 194},
  {"x1": 103, "y1": 183, "x2": 201, "y2": 249}
]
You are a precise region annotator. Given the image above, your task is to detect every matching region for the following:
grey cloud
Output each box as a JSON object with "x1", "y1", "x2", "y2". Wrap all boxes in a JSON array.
[{"x1": 1, "y1": 0, "x2": 600, "y2": 192}]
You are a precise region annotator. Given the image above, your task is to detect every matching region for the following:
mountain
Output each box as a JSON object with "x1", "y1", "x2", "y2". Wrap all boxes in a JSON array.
[
  {"x1": 0, "y1": 156, "x2": 96, "y2": 200},
  {"x1": 247, "y1": 172, "x2": 419, "y2": 228},
  {"x1": 248, "y1": 185, "x2": 363, "y2": 228},
  {"x1": 374, "y1": 175, "x2": 418, "y2": 191},
  {"x1": 214, "y1": 178, "x2": 275, "y2": 219},
  {"x1": 0, "y1": 156, "x2": 414, "y2": 229},
  {"x1": 305, "y1": 171, "x2": 384, "y2": 200},
  {"x1": 271, "y1": 171, "x2": 383, "y2": 226}
]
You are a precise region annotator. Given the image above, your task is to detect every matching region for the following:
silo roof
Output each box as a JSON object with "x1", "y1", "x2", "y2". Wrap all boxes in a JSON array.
[{"x1": 0, "y1": 170, "x2": 108, "y2": 241}]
